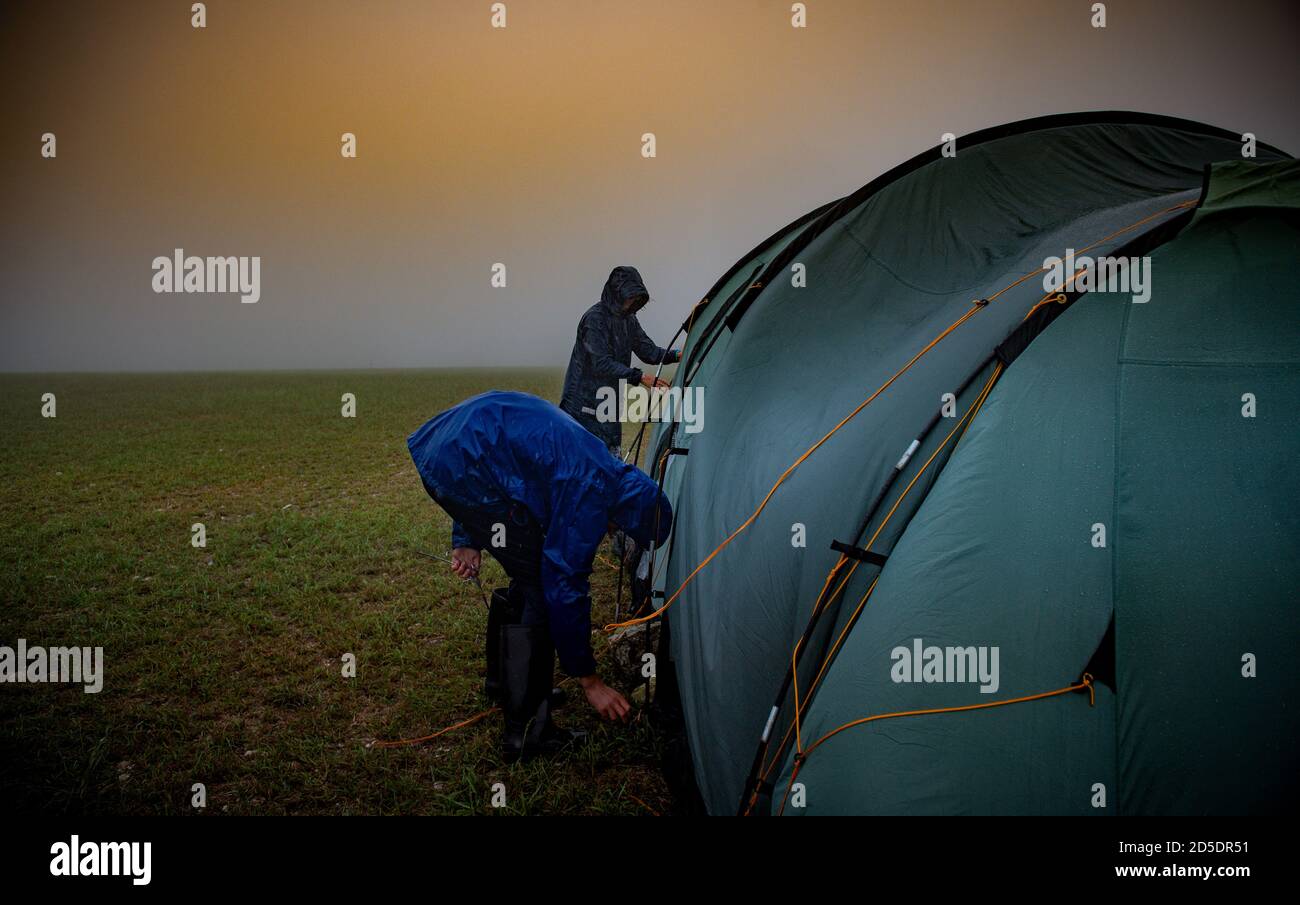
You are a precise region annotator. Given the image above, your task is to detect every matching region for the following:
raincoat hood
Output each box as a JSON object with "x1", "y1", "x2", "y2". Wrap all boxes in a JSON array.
[
  {"x1": 600, "y1": 265, "x2": 649, "y2": 317},
  {"x1": 609, "y1": 468, "x2": 674, "y2": 549}
]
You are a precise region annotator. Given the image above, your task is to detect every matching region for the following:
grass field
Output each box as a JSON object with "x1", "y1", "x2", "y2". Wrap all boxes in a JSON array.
[{"x1": 0, "y1": 369, "x2": 671, "y2": 815}]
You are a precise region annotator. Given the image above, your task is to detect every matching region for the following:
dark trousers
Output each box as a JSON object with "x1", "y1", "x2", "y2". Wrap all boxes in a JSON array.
[
  {"x1": 565, "y1": 405, "x2": 622, "y2": 451},
  {"x1": 431, "y1": 492, "x2": 548, "y2": 628}
]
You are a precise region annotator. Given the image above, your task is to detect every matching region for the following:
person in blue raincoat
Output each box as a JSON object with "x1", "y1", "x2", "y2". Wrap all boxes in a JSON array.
[
  {"x1": 407, "y1": 391, "x2": 673, "y2": 761},
  {"x1": 560, "y1": 266, "x2": 681, "y2": 452}
]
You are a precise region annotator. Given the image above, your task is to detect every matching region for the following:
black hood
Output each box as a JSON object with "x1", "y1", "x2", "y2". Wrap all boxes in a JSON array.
[{"x1": 600, "y1": 266, "x2": 649, "y2": 317}]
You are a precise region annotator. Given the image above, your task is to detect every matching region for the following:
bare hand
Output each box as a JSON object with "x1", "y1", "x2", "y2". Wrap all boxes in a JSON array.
[
  {"x1": 581, "y1": 675, "x2": 631, "y2": 722},
  {"x1": 639, "y1": 373, "x2": 670, "y2": 390},
  {"x1": 450, "y1": 547, "x2": 480, "y2": 579}
]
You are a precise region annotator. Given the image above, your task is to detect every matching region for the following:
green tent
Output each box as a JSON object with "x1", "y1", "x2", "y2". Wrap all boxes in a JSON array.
[{"x1": 645, "y1": 113, "x2": 1298, "y2": 815}]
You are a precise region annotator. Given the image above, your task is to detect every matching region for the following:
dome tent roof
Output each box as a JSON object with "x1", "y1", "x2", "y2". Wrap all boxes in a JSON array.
[{"x1": 644, "y1": 115, "x2": 1296, "y2": 815}]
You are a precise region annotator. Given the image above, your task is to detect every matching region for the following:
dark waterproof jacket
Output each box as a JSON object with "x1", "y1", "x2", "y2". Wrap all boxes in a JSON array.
[
  {"x1": 560, "y1": 266, "x2": 673, "y2": 447},
  {"x1": 407, "y1": 391, "x2": 673, "y2": 677}
]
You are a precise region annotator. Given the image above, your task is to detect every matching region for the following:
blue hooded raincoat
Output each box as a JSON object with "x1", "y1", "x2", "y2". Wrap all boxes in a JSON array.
[{"x1": 407, "y1": 391, "x2": 673, "y2": 677}]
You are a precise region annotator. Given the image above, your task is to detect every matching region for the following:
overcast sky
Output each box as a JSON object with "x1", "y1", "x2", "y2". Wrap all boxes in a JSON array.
[{"x1": 2, "y1": 0, "x2": 1297, "y2": 371}]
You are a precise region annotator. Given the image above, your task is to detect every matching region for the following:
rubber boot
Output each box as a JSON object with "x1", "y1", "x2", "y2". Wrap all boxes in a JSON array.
[
  {"x1": 530, "y1": 632, "x2": 585, "y2": 747},
  {"x1": 500, "y1": 625, "x2": 585, "y2": 762},
  {"x1": 483, "y1": 588, "x2": 521, "y2": 704},
  {"x1": 486, "y1": 587, "x2": 565, "y2": 709}
]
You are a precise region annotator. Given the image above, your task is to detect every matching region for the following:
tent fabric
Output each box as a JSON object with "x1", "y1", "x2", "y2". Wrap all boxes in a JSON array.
[
  {"x1": 1112, "y1": 159, "x2": 1300, "y2": 814},
  {"x1": 649, "y1": 115, "x2": 1295, "y2": 815}
]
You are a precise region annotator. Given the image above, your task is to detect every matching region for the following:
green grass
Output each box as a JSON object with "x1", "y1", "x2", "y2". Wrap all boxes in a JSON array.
[{"x1": 0, "y1": 369, "x2": 669, "y2": 815}]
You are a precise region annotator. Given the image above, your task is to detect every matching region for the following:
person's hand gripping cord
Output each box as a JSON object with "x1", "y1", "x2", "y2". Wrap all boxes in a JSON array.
[{"x1": 450, "y1": 547, "x2": 481, "y2": 579}]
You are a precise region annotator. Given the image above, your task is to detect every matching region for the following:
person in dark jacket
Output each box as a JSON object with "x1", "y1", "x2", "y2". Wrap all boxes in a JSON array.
[
  {"x1": 407, "y1": 391, "x2": 673, "y2": 761},
  {"x1": 560, "y1": 266, "x2": 681, "y2": 452}
]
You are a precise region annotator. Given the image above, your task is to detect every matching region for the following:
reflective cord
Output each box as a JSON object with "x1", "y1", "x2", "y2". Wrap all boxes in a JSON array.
[{"x1": 775, "y1": 674, "x2": 1096, "y2": 815}]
